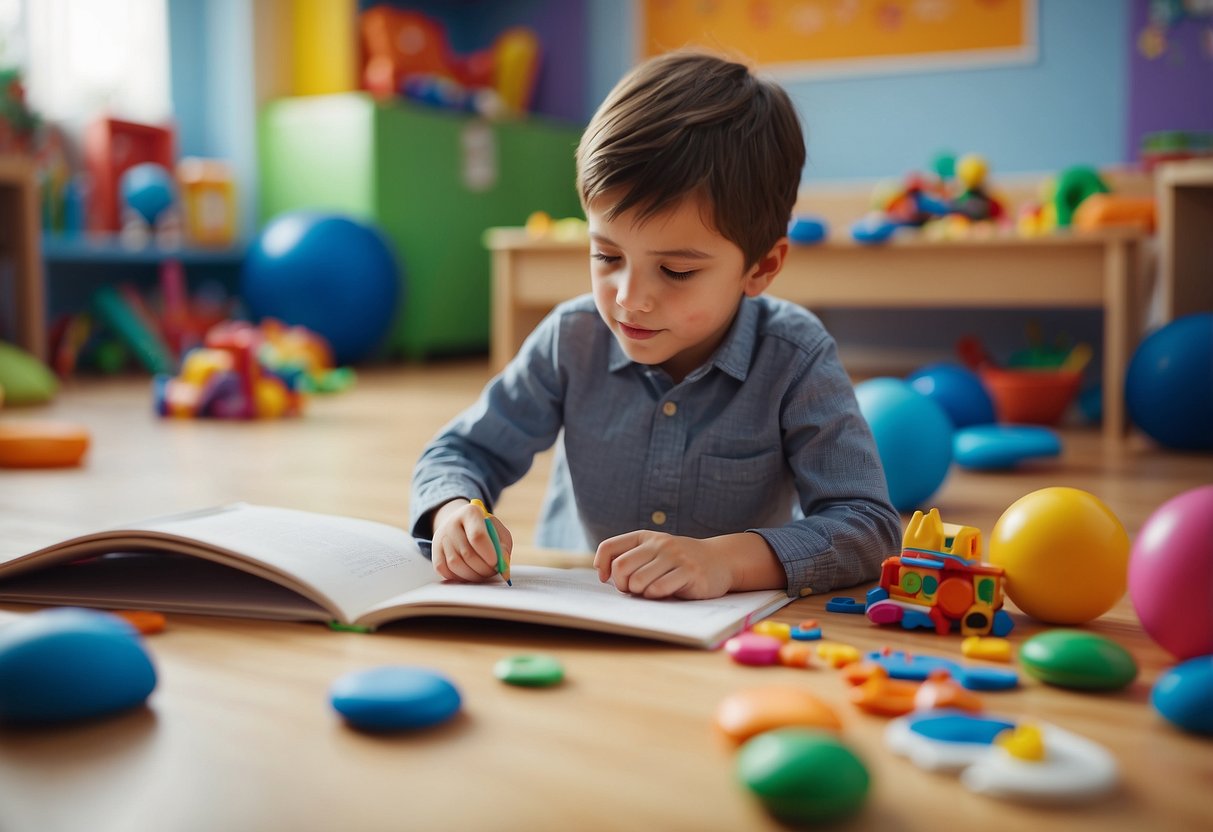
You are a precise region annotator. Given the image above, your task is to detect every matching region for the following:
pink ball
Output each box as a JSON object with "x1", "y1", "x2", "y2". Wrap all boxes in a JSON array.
[{"x1": 1128, "y1": 485, "x2": 1213, "y2": 660}]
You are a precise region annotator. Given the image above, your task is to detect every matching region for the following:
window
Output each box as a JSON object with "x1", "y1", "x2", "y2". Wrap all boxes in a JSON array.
[{"x1": 24, "y1": 0, "x2": 170, "y2": 125}]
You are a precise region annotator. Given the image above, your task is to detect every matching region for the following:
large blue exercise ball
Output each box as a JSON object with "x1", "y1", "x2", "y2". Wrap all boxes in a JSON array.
[
  {"x1": 119, "y1": 163, "x2": 175, "y2": 225},
  {"x1": 243, "y1": 212, "x2": 401, "y2": 364},
  {"x1": 907, "y1": 362, "x2": 996, "y2": 428},
  {"x1": 855, "y1": 378, "x2": 953, "y2": 512},
  {"x1": 1125, "y1": 313, "x2": 1213, "y2": 451}
]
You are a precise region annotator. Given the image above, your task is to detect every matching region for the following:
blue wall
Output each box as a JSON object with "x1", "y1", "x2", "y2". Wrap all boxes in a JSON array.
[
  {"x1": 175, "y1": 1, "x2": 1132, "y2": 186},
  {"x1": 169, "y1": 0, "x2": 259, "y2": 239},
  {"x1": 589, "y1": 0, "x2": 1131, "y2": 183}
]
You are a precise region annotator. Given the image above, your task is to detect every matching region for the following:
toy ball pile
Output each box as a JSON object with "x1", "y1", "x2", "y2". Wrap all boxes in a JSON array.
[{"x1": 153, "y1": 319, "x2": 353, "y2": 420}]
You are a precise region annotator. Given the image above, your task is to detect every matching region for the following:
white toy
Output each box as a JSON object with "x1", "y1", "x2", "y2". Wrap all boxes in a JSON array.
[{"x1": 886, "y1": 709, "x2": 1118, "y2": 803}]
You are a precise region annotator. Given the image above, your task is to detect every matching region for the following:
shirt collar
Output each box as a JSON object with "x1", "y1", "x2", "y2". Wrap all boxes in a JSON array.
[{"x1": 606, "y1": 297, "x2": 757, "y2": 382}]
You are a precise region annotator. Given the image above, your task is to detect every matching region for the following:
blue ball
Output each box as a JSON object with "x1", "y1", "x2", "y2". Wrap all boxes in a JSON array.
[
  {"x1": 855, "y1": 378, "x2": 953, "y2": 512},
  {"x1": 1125, "y1": 313, "x2": 1213, "y2": 450},
  {"x1": 0, "y1": 608, "x2": 157, "y2": 724},
  {"x1": 330, "y1": 666, "x2": 462, "y2": 732},
  {"x1": 119, "y1": 163, "x2": 175, "y2": 225},
  {"x1": 907, "y1": 363, "x2": 996, "y2": 428},
  {"x1": 243, "y1": 213, "x2": 402, "y2": 364}
]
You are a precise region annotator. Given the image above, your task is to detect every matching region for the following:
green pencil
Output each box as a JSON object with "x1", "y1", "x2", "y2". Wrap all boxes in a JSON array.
[{"x1": 471, "y1": 499, "x2": 511, "y2": 586}]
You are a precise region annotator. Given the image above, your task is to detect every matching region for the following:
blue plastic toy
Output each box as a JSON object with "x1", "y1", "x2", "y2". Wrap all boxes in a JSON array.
[
  {"x1": 1151, "y1": 656, "x2": 1213, "y2": 736},
  {"x1": 855, "y1": 378, "x2": 953, "y2": 511},
  {"x1": 0, "y1": 608, "x2": 157, "y2": 724},
  {"x1": 850, "y1": 214, "x2": 897, "y2": 244},
  {"x1": 907, "y1": 363, "x2": 996, "y2": 428},
  {"x1": 1125, "y1": 313, "x2": 1213, "y2": 450},
  {"x1": 243, "y1": 212, "x2": 402, "y2": 364},
  {"x1": 119, "y1": 162, "x2": 176, "y2": 225},
  {"x1": 862, "y1": 649, "x2": 1018, "y2": 691},
  {"x1": 329, "y1": 666, "x2": 461, "y2": 732},
  {"x1": 826, "y1": 597, "x2": 866, "y2": 614},
  {"x1": 953, "y1": 424, "x2": 1062, "y2": 471},
  {"x1": 788, "y1": 215, "x2": 827, "y2": 245}
]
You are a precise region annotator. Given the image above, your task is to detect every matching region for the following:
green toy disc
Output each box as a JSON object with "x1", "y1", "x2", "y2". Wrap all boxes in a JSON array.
[{"x1": 493, "y1": 654, "x2": 564, "y2": 687}]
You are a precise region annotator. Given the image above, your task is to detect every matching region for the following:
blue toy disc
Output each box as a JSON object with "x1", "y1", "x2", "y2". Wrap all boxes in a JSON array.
[
  {"x1": 330, "y1": 666, "x2": 462, "y2": 732},
  {"x1": 953, "y1": 424, "x2": 1061, "y2": 471}
]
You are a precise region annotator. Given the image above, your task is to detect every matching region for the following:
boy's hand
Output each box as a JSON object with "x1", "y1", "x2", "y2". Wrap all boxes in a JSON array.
[
  {"x1": 594, "y1": 531, "x2": 734, "y2": 600},
  {"x1": 431, "y1": 499, "x2": 514, "y2": 583}
]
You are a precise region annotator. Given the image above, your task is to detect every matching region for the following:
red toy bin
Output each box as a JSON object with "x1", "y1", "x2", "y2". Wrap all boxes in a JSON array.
[
  {"x1": 84, "y1": 117, "x2": 175, "y2": 232},
  {"x1": 979, "y1": 367, "x2": 1082, "y2": 426}
]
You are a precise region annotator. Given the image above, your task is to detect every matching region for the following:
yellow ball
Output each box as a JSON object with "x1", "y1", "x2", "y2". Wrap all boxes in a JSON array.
[
  {"x1": 955, "y1": 154, "x2": 988, "y2": 189},
  {"x1": 988, "y1": 487, "x2": 1129, "y2": 624}
]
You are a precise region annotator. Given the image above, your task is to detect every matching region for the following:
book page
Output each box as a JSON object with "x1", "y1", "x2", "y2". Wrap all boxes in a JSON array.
[
  {"x1": 0, "y1": 504, "x2": 436, "y2": 624},
  {"x1": 361, "y1": 565, "x2": 792, "y2": 646}
]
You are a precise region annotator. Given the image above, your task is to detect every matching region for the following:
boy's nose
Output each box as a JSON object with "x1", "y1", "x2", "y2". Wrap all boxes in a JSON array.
[{"x1": 615, "y1": 269, "x2": 652, "y2": 312}]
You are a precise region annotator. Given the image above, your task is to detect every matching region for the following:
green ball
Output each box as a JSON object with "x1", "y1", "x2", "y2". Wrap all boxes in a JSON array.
[
  {"x1": 930, "y1": 150, "x2": 957, "y2": 180},
  {"x1": 736, "y1": 729, "x2": 869, "y2": 824},
  {"x1": 1020, "y1": 629, "x2": 1138, "y2": 691}
]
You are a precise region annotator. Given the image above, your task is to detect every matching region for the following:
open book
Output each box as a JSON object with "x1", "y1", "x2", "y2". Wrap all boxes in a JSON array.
[{"x1": 0, "y1": 504, "x2": 793, "y2": 648}]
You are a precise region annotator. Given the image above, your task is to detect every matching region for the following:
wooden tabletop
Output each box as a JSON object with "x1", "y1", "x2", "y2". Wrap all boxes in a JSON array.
[{"x1": 1, "y1": 366, "x2": 1209, "y2": 832}]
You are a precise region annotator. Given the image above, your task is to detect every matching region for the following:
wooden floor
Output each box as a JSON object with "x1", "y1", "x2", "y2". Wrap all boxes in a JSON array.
[
  {"x1": 1, "y1": 362, "x2": 1211, "y2": 832},
  {"x1": 6, "y1": 360, "x2": 1209, "y2": 548}
]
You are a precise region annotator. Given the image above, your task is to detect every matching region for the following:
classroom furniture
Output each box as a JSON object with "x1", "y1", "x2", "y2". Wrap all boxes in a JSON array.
[
  {"x1": 39, "y1": 234, "x2": 247, "y2": 341},
  {"x1": 1156, "y1": 159, "x2": 1213, "y2": 320},
  {"x1": 0, "y1": 155, "x2": 45, "y2": 360},
  {"x1": 485, "y1": 228, "x2": 1148, "y2": 444},
  {"x1": 0, "y1": 368, "x2": 1209, "y2": 831},
  {"x1": 258, "y1": 93, "x2": 583, "y2": 360}
]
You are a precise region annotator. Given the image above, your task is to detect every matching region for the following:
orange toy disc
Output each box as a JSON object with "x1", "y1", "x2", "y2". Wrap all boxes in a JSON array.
[{"x1": 0, "y1": 421, "x2": 90, "y2": 468}]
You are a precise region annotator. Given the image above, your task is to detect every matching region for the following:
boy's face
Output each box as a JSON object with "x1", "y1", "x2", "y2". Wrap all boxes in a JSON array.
[{"x1": 587, "y1": 191, "x2": 784, "y2": 382}]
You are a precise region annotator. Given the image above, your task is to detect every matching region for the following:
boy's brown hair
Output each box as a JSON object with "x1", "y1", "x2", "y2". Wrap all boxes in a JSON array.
[{"x1": 576, "y1": 51, "x2": 806, "y2": 269}]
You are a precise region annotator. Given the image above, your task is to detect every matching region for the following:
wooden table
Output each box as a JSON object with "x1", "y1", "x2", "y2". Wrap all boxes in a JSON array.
[
  {"x1": 487, "y1": 228, "x2": 1148, "y2": 444},
  {"x1": 0, "y1": 155, "x2": 45, "y2": 360},
  {"x1": 1, "y1": 369, "x2": 1209, "y2": 832}
]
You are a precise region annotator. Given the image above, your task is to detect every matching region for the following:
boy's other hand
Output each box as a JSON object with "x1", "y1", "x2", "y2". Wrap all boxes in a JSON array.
[
  {"x1": 594, "y1": 531, "x2": 732, "y2": 600},
  {"x1": 431, "y1": 499, "x2": 514, "y2": 583}
]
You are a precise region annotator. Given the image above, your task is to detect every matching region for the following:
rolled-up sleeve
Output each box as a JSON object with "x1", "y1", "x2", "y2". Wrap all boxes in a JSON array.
[{"x1": 751, "y1": 334, "x2": 902, "y2": 596}]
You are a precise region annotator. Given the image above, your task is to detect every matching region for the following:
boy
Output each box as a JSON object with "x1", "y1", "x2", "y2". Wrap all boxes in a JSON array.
[{"x1": 410, "y1": 51, "x2": 900, "y2": 600}]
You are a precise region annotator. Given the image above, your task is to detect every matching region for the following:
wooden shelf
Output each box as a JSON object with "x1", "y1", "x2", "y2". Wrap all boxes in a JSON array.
[{"x1": 0, "y1": 155, "x2": 43, "y2": 360}]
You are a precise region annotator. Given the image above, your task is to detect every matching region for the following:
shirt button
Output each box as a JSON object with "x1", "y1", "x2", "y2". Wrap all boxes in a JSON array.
[
  {"x1": 651, "y1": 510, "x2": 667, "y2": 525},
  {"x1": 662, "y1": 401, "x2": 678, "y2": 416}
]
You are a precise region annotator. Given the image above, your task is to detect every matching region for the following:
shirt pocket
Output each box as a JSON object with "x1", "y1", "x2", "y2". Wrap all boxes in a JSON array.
[{"x1": 691, "y1": 449, "x2": 782, "y2": 533}]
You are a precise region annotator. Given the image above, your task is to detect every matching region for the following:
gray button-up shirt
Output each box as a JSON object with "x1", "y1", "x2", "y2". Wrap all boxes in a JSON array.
[{"x1": 410, "y1": 294, "x2": 900, "y2": 597}]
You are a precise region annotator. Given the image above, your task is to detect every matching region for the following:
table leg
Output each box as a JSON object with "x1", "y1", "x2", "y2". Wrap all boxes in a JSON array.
[
  {"x1": 491, "y1": 250, "x2": 515, "y2": 374},
  {"x1": 1102, "y1": 240, "x2": 1135, "y2": 444}
]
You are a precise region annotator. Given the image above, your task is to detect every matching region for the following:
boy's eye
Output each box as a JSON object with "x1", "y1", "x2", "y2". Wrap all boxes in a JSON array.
[
  {"x1": 661, "y1": 266, "x2": 695, "y2": 281},
  {"x1": 591, "y1": 252, "x2": 620, "y2": 265}
]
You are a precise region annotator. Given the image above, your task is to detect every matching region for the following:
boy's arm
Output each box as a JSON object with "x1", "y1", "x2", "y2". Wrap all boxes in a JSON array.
[
  {"x1": 409, "y1": 310, "x2": 567, "y2": 540},
  {"x1": 751, "y1": 334, "x2": 902, "y2": 597}
]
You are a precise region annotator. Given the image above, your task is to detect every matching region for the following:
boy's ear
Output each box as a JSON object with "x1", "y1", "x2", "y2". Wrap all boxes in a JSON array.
[{"x1": 742, "y1": 237, "x2": 789, "y2": 297}]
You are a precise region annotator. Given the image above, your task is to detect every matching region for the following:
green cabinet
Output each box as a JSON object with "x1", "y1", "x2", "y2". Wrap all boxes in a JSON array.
[{"x1": 258, "y1": 93, "x2": 583, "y2": 359}]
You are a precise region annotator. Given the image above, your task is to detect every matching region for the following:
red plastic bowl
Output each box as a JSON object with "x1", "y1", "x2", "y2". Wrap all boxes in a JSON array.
[{"x1": 979, "y1": 367, "x2": 1082, "y2": 425}]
